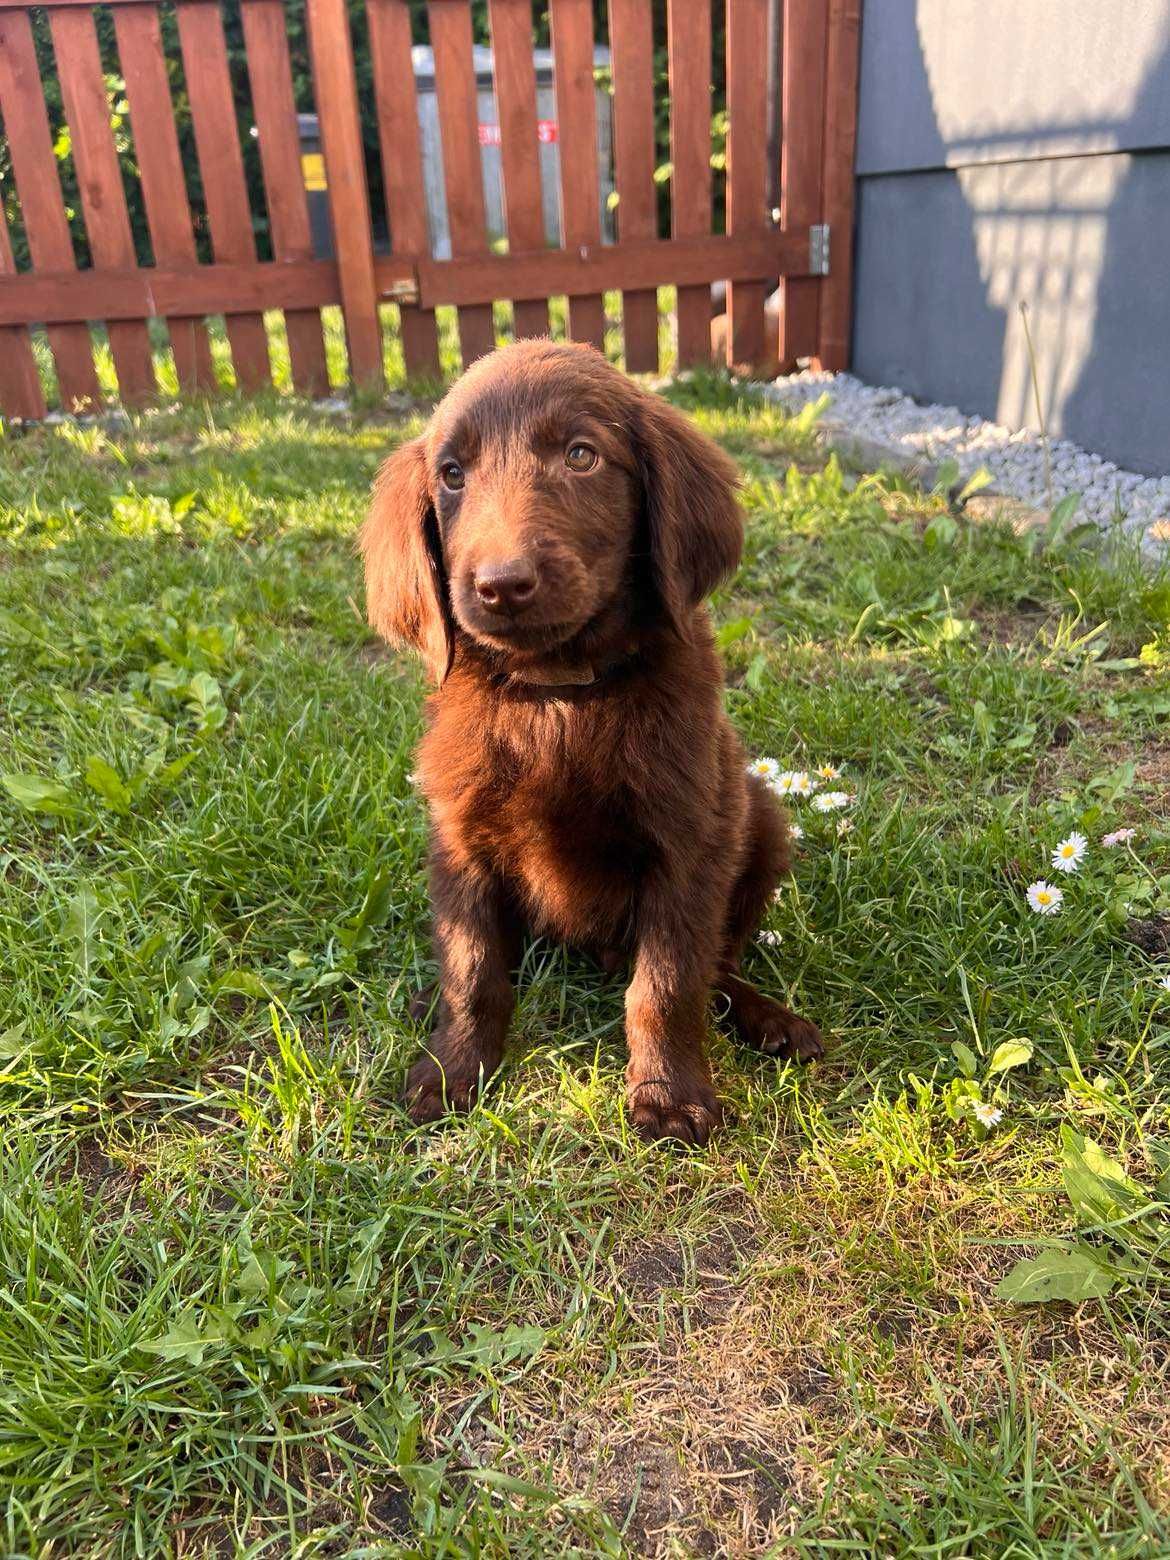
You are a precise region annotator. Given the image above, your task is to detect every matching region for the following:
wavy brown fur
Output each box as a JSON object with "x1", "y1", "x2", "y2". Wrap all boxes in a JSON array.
[{"x1": 361, "y1": 341, "x2": 821, "y2": 1145}]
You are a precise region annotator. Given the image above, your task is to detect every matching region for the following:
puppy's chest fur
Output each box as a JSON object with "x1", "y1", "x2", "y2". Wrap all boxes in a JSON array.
[{"x1": 421, "y1": 686, "x2": 663, "y2": 941}]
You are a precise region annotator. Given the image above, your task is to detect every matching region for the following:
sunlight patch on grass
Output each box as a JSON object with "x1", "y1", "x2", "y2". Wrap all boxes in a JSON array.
[{"x1": 1, "y1": 378, "x2": 1169, "y2": 1553}]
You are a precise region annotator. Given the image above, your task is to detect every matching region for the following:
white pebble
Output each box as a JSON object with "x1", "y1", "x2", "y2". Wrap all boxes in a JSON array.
[{"x1": 761, "y1": 371, "x2": 1168, "y2": 554}]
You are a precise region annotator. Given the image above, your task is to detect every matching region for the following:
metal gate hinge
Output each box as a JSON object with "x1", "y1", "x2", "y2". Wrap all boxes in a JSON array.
[{"x1": 809, "y1": 223, "x2": 831, "y2": 277}]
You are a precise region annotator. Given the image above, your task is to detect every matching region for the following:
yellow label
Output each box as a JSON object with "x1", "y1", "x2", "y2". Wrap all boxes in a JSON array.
[{"x1": 301, "y1": 152, "x2": 327, "y2": 192}]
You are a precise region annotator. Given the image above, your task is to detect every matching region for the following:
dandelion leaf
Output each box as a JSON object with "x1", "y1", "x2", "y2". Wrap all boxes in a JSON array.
[
  {"x1": 997, "y1": 1244, "x2": 1118, "y2": 1304},
  {"x1": 989, "y1": 1038, "x2": 1033, "y2": 1074},
  {"x1": 2, "y1": 773, "x2": 77, "y2": 816},
  {"x1": 1061, "y1": 1127, "x2": 1144, "y2": 1223}
]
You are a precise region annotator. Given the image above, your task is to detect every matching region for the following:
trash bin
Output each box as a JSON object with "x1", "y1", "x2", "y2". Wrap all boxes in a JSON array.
[
  {"x1": 295, "y1": 113, "x2": 333, "y2": 262},
  {"x1": 295, "y1": 45, "x2": 614, "y2": 261}
]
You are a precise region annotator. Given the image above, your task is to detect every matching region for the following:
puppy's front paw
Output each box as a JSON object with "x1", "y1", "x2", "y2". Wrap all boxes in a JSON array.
[{"x1": 626, "y1": 1076, "x2": 724, "y2": 1147}]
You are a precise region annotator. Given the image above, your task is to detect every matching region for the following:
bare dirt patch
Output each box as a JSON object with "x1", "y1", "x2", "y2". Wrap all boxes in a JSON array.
[
  {"x1": 1125, "y1": 914, "x2": 1170, "y2": 957},
  {"x1": 1137, "y1": 743, "x2": 1170, "y2": 790}
]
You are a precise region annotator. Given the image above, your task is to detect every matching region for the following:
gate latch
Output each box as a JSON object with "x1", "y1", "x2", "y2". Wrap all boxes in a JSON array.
[
  {"x1": 383, "y1": 276, "x2": 421, "y2": 306},
  {"x1": 809, "y1": 223, "x2": 831, "y2": 277}
]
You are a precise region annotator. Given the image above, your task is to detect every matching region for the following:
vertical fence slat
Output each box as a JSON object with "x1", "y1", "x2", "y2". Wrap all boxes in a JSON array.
[
  {"x1": 49, "y1": 7, "x2": 156, "y2": 404},
  {"x1": 667, "y1": 0, "x2": 713, "y2": 366},
  {"x1": 0, "y1": 199, "x2": 46, "y2": 421},
  {"x1": 176, "y1": 0, "x2": 270, "y2": 391},
  {"x1": 488, "y1": 0, "x2": 550, "y2": 341},
  {"x1": 549, "y1": 0, "x2": 605, "y2": 350},
  {"x1": 779, "y1": 0, "x2": 826, "y2": 368},
  {"x1": 725, "y1": 0, "x2": 769, "y2": 370},
  {"x1": 816, "y1": 0, "x2": 861, "y2": 371},
  {"x1": 607, "y1": 0, "x2": 657, "y2": 372},
  {"x1": 428, "y1": 0, "x2": 496, "y2": 366},
  {"x1": 112, "y1": 2, "x2": 215, "y2": 392},
  {"x1": 367, "y1": 0, "x2": 440, "y2": 378},
  {"x1": 306, "y1": 0, "x2": 383, "y2": 387},
  {"x1": 240, "y1": 0, "x2": 329, "y2": 395},
  {"x1": 0, "y1": 10, "x2": 102, "y2": 412}
]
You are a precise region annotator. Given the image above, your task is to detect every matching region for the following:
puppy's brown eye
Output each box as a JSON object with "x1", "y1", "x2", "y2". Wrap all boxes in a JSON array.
[
  {"x1": 565, "y1": 442, "x2": 598, "y2": 473},
  {"x1": 440, "y1": 461, "x2": 464, "y2": 491}
]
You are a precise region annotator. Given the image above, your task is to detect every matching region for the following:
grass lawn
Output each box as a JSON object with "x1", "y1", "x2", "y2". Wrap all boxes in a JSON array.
[{"x1": 2, "y1": 372, "x2": 1170, "y2": 1557}]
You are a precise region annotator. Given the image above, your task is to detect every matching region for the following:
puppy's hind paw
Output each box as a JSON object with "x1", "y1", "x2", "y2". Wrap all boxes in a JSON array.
[
  {"x1": 758, "y1": 1006, "x2": 824, "y2": 1063},
  {"x1": 407, "y1": 980, "x2": 438, "y2": 1023},
  {"x1": 403, "y1": 1052, "x2": 479, "y2": 1124},
  {"x1": 726, "y1": 986, "x2": 824, "y2": 1063}
]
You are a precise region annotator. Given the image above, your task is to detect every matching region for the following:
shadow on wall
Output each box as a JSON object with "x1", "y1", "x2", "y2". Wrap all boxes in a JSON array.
[
  {"x1": 1060, "y1": 30, "x2": 1170, "y2": 475},
  {"x1": 851, "y1": 2, "x2": 1170, "y2": 475}
]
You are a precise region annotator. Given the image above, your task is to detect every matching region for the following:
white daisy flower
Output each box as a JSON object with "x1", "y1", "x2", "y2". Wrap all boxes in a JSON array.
[
  {"x1": 836, "y1": 817, "x2": 854, "y2": 837},
  {"x1": 1101, "y1": 828, "x2": 1136, "y2": 848},
  {"x1": 1026, "y1": 880, "x2": 1063, "y2": 915},
  {"x1": 788, "y1": 822, "x2": 804, "y2": 841},
  {"x1": 757, "y1": 929, "x2": 782, "y2": 947},
  {"x1": 746, "y1": 757, "x2": 780, "y2": 783},
  {"x1": 812, "y1": 791, "x2": 853, "y2": 813},
  {"x1": 772, "y1": 769, "x2": 814, "y2": 798},
  {"x1": 1051, "y1": 832, "x2": 1087, "y2": 874},
  {"x1": 1157, "y1": 974, "x2": 1170, "y2": 993},
  {"x1": 815, "y1": 763, "x2": 842, "y2": 782},
  {"x1": 971, "y1": 1101, "x2": 1003, "y2": 1128}
]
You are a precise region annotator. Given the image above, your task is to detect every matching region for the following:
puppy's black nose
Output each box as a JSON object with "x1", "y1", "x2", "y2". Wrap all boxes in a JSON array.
[{"x1": 473, "y1": 558, "x2": 538, "y2": 613}]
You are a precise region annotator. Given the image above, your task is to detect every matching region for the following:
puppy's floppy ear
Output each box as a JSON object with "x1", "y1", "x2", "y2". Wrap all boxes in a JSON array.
[
  {"x1": 360, "y1": 437, "x2": 454, "y2": 683},
  {"x1": 633, "y1": 391, "x2": 743, "y2": 636}
]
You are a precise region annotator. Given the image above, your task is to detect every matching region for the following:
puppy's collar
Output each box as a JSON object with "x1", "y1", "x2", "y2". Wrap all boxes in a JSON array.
[
  {"x1": 497, "y1": 643, "x2": 639, "y2": 692},
  {"x1": 505, "y1": 656, "x2": 600, "y2": 688}
]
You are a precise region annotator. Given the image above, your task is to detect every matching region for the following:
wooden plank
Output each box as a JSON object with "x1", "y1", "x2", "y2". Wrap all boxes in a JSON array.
[
  {"x1": 112, "y1": 2, "x2": 215, "y2": 392},
  {"x1": 0, "y1": 9, "x2": 102, "y2": 412},
  {"x1": 49, "y1": 7, "x2": 156, "y2": 403},
  {"x1": 176, "y1": 0, "x2": 270, "y2": 390},
  {"x1": 428, "y1": 0, "x2": 496, "y2": 365},
  {"x1": 725, "y1": 0, "x2": 769, "y2": 370},
  {"x1": 240, "y1": 0, "x2": 329, "y2": 395},
  {"x1": 0, "y1": 256, "x2": 364, "y2": 326},
  {"x1": 815, "y1": 0, "x2": 862, "y2": 371},
  {"x1": 667, "y1": 0, "x2": 713, "y2": 366},
  {"x1": 487, "y1": 0, "x2": 549, "y2": 341},
  {"x1": 306, "y1": 0, "x2": 383, "y2": 386},
  {"x1": 779, "y1": 0, "x2": 827, "y2": 368},
  {"x1": 406, "y1": 230, "x2": 809, "y2": 310},
  {"x1": 0, "y1": 198, "x2": 46, "y2": 420},
  {"x1": 549, "y1": 0, "x2": 605, "y2": 350},
  {"x1": 366, "y1": 0, "x2": 440, "y2": 377},
  {"x1": 607, "y1": 0, "x2": 658, "y2": 372},
  {"x1": 0, "y1": 0, "x2": 189, "y2": 7},
  {"x1": 2, "y1": 234, "x2": 810, "y2": 328}
]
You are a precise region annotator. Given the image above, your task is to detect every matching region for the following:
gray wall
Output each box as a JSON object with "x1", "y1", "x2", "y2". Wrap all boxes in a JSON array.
[{"x1": 851, "y1": 1, "x2": 1170, "y2": 475}]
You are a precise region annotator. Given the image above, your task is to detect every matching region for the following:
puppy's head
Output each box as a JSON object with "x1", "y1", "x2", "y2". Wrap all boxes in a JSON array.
[{"x1": 360, "y1": 340, "x2": 742, "y2": 681}]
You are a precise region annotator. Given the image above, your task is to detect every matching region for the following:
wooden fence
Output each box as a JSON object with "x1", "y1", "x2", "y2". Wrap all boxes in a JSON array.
[{"x1": 0, "y1": 0, "x2": 861, "y2": 418}]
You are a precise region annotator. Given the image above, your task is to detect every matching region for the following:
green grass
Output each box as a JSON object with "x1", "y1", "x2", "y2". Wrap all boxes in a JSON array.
[
  {"x1": 33, "y1": 289, "x2": 668, "y2": 409},
  {"x1": 2, "y1": 369, "x2": 1170, "y2": 1557}
]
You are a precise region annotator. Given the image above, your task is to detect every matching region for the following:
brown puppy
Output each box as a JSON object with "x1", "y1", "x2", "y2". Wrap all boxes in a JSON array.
[{"x1": 361, "y1": 339, "x2": 822, "y2": 1144}]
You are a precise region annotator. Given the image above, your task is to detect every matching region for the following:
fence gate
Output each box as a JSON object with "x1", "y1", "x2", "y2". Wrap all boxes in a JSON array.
[{"x1": 0, "y1": 0, "x2": 861, "y2": 417}]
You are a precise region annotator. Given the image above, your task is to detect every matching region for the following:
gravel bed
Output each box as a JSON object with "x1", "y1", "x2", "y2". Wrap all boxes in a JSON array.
[{"x1": 757, "y1": 370, "x2": 1170, "y2": 551}]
